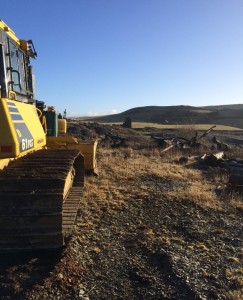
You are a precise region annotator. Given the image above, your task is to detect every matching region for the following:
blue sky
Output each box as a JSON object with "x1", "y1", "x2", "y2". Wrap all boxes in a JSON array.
[{"x1": 1, "y1": 0, "x2": 243, "y2": 117}]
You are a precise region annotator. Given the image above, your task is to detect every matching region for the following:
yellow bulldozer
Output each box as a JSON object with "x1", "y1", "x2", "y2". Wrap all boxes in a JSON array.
[{"x1": 0, "y1": 20, "x2": 97, "y2": 252}]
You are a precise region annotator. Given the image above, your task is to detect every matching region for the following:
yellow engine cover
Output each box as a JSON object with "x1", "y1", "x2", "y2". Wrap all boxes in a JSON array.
[{"x1": 0, "y1": 98, "x2": 46, "y2": 158}]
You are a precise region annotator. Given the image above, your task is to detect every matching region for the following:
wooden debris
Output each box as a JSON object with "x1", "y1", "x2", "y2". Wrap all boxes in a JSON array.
[
  {"x1": 197, "y1": 125, "x2": 216, "y2": 140},
  {"x1": 161, "y1": 144, "x2": 175, "y2": 153},
  {"x1": 212, "y1": 136, "x2": 230, "y2": 151},
  {"x1": 201, "y1": 152, "x2": 243, "y2": 191},
  {"x1": 152, "y1": 125, "x2": 217, "y2": 151},
  {"x1": 151, "y1": 136, "x2": 174, "y2": 148},
  {"x1": 203, "y1": 151, "x2": 225, "y2": 166}
]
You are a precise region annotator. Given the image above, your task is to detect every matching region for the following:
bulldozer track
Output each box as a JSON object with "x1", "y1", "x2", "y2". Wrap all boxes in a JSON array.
[
  {"x1": 0, "y1": 149, "x2": 84, "y2": 252},
  {"x1": 62, "y1": 186, "x2": 84, "y2": 233}
]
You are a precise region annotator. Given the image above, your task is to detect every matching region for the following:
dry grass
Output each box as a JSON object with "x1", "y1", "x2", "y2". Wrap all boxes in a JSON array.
[
  {"x1": 227, "y1": 147, "x2": 243, "y2": 159},
  {"x1": 227, "y1": 289, "x2": 243, "y2": 300},
  {"x1": 85, "y1": 146, "x2": 241, "y2": 210},
  {"x1": 74, "y1": 143, "x2": 243, "y2": 299}
]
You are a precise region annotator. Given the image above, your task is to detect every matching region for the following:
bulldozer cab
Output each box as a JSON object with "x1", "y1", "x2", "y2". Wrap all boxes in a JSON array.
[
  {"x1": 0, "y1": 20, "x2": 46, "y2": 160},
  {"x1": 0, "y1": 19, "x2": 36, "y2": 102}
]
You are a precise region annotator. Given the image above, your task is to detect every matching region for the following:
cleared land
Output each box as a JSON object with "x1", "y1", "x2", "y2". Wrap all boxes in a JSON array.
[
  {"x1": 0, "y1": 122, "x2": 242, "y2": 300},
  {"x1": 101, "y1": 122, "x2": 243, "y2": 131}
]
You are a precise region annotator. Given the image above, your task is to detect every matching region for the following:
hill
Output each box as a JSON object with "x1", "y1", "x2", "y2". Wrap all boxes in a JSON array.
[{"x1": 80, "y1": 104, "x2": 243, "y2": 128}]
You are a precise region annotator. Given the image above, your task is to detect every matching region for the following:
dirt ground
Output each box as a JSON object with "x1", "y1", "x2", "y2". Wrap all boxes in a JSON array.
[{"x1": 0, "y1": 122, "x2": 242, "y2": 300}]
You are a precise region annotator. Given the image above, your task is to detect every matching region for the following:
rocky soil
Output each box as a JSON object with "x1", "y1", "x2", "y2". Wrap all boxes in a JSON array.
[{"x1": 0, "y1": 122, "x2": 242, "y2": 299}]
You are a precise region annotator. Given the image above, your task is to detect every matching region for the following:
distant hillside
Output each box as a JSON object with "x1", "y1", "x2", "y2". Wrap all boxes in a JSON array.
[{"x1": 79, "y1": 104, "x2": 243, "y2": 129}]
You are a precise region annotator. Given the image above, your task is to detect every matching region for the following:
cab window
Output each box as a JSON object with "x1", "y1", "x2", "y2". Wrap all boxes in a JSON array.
[{"x1": 9, "y1": 41, "x2": 27, "y2": 94}]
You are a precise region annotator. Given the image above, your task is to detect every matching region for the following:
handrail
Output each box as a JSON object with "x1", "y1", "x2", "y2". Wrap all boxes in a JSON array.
[{"x1": 36, "y1": 106, "x2": 47, "y2": 134}]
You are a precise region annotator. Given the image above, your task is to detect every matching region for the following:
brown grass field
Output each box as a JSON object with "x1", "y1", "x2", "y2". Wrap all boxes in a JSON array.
[
  {"x1": 101, "y1": 122, "x2": 243, "y2": 131},
  {"x1": 78, "y1": 145, "x2": 243, "y2": 299}
]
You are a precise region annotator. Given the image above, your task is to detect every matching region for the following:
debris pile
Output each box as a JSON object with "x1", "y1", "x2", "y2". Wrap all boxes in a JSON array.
[
  {"x1": 67, "y1": 121, "x2": 152, "y2": 149},
  {"x1": 152, "y1": 126, "x2": 218, "y2": 151},
  {"x1": 201, "y1": 151, "x2": 243, "y2": 191}
]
